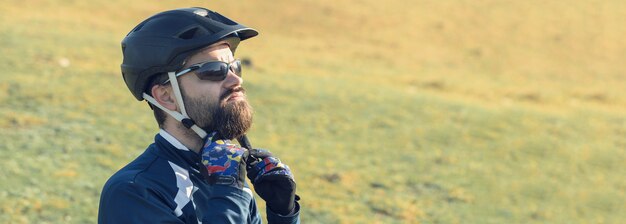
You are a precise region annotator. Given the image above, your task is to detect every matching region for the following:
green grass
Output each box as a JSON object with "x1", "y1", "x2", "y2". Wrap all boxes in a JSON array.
[{"x1": 1, "y1": 0, "x2": 625, "y2": 223}]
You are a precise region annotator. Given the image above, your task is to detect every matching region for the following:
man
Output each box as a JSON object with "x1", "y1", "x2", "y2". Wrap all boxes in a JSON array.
[{"x1": 98, "y1": 7, "x2": 300, "y2": 223}]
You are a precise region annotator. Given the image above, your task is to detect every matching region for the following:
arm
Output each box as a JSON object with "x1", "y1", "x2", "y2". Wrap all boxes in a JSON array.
[
  {"x1": 203, "y1": 134, "x2": 300, "y2": 223},
  {"x1": 266, "y1": 201, "x2": 301, "y2": 224},
  {"x1": 247, "y1": 149, "x2": 301, "y2": 224},
  {"x1": 204, "y1": 184, "x2": 261, "y2": 223},
  {"x1": 201, "y1": 134, "x2": 263, "y2": 223},
  {"x1": 99, "y1": 168, "x2": 258, "y2": 224},
  {"x1": 240, "y1": 136, "x2": 301, "y2": 223}
]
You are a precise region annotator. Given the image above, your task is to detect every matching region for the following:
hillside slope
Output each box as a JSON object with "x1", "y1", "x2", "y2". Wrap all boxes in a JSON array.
[{"x1": 0, "y1": 0, "x2": 624, "y2": 223}]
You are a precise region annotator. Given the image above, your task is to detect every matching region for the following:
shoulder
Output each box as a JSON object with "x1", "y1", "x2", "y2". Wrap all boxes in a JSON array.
[
  {"x1": 98, "y1": 175, "x2": 183, "y2": 224},
  {"x1": 100, "y1": 145, "x2": 179, "y2": 201},
  {"x1": 98, "y1": 145, "x2": 182, "y2": 220}
]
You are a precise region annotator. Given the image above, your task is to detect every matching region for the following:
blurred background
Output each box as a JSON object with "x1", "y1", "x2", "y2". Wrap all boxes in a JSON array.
[{"x1": 1, "y1": 0, "x2": 625, "y2": 223}]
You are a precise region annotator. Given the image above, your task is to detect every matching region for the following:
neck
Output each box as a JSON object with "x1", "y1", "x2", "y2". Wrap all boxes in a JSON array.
[{"x1": 162, "y1": 120, "x2": 204, "y2": 153}]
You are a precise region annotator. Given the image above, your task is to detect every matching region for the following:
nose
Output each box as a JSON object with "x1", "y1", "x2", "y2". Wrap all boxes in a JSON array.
[{"x1": 223, "y1": 69, "x2": 243, "y2": 89}]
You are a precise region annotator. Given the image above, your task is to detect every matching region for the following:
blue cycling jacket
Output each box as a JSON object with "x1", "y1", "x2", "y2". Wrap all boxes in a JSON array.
[{"x1": 98, "y1": 130, "x2": 300, "y2": 223}]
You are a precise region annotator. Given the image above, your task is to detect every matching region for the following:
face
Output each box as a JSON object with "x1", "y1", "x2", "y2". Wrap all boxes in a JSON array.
[{"x1": 177, "y1": 41, "x2": 253, "y2": 140}]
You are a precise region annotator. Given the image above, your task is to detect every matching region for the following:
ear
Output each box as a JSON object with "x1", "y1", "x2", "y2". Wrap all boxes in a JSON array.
[{"x1": 151, "y1": 84, "x2": 178, "y2": 111}]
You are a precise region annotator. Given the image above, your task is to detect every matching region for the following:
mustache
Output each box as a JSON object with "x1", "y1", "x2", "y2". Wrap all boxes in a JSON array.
[{"x1": 220, "y1": 87, "x2": 246, "y2": 101}]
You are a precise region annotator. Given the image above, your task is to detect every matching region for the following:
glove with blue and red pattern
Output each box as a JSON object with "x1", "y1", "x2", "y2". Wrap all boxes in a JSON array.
[
  {"x1": 246, "y1": 149, "x2": 298, "y2": 215},
  {"x1": 201, "y1": 134, "x2": 248, "y2": 189}
]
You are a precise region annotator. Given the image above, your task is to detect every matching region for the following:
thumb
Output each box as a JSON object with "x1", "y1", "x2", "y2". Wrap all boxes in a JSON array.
[{"x1": 248, "y1": 148, "x2": 273, "y2": 160}]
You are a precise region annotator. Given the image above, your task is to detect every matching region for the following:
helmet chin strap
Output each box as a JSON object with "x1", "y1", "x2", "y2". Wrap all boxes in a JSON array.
[{"x1": 142, "y1": 72, "x2": 208, "y2": 139}]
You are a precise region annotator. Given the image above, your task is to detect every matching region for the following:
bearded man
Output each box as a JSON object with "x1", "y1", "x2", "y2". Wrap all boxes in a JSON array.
[{"x1": 98, "y1": 7, "x2": 300, "y2": 224}]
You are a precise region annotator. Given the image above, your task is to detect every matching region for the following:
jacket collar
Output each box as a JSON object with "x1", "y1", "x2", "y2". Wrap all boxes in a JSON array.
[
  {"x1": 159, "y1": 129, "x2": 190, "y2": 151},
  {"x1": 155, "y1": 129, "x2": 203, "y2": 173}
]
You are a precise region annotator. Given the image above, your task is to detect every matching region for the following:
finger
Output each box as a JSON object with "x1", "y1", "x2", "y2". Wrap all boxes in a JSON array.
[
  {"x1": 237, "y1": 134, "x2": 253, "y2": 150},
  {"x1": 248, "y1": 148, "x2": 273, "y2": 159}
]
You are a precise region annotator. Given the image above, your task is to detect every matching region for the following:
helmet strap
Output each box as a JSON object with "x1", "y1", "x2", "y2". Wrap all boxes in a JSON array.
[
  {"x1": 141, "y1": 71, "x2": 208, "y2": 139},
  {"x1": 168, "y1": 72, "x2": 188, "y2": 116}
]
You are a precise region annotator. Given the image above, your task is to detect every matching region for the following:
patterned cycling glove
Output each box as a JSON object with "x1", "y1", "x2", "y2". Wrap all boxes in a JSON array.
[
  {"x1": 201, "y1": 133, "x2": 248, "y2": 189},
  {"x1": 246, "y1": 149, "x2": 298, "y2": 215}
]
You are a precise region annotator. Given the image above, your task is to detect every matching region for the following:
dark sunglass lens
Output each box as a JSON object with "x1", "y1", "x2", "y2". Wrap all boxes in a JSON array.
[
  {"x1": 196, "y1": 62, "x2": 228, "y2": 81},
  {"x1": 231, "y1": 60, "x2": 242, "y2": 77}
]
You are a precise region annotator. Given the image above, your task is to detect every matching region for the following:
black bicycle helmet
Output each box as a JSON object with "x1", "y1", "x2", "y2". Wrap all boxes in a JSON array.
[{"x1": 121, "y1": 7, "x2": 258, "y2": 100}]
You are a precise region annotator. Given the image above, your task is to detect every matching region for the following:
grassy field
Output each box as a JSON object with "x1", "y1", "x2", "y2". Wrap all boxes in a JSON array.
[{"x1": 1, "y1": 0, "x2": 625, "y2": 223}]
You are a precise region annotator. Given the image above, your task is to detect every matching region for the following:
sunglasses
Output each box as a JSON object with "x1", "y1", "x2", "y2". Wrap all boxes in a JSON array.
[{"x1": 162, "y1": 59, "x2": 242, "y2": 84}]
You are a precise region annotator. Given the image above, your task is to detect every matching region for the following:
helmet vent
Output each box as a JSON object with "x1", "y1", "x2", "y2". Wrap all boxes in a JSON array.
[
  {"x1": 133, "y1": 23, "x2": 145, "y2": 32},
  {"x1": 178, "y1": 27, "x2": 201, "y2": 40}
]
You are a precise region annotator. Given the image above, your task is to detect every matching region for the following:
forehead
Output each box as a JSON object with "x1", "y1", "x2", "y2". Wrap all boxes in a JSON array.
[{"x1": 185, "y1": 41, "x2": 233, "y2": 67}]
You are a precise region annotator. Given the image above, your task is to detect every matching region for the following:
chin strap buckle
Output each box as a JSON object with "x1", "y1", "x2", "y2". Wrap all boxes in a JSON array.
[{"x1": 181, "y1": 118, "x2": 195, "y2": 129}]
